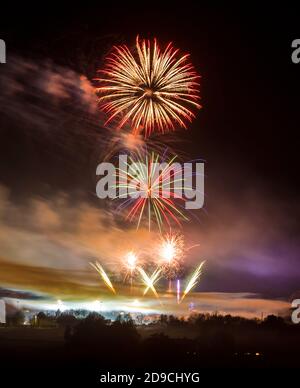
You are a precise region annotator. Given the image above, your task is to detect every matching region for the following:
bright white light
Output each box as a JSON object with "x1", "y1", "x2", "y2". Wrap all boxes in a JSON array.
[
  {"x1": 161, "y1": 242, "x2": 175, "y2": 263},
  {"x1": 132, "y1": 299, "x2": 140, "y2": 307},
  {"x1": 90, "y1": 300, "x2": 102, "y2": 311},
  {"x1": 126, "y1": 251, "x2": 137, "y2": 270},
  {"x1": 56, "y1": 299, "x2": 66, "y2": 311}
]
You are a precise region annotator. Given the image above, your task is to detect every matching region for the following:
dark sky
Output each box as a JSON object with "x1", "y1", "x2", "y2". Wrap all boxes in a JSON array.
[
  {"x1": 0, "y1": 3, "x2": 299, "y2": 301},
  {"x1": 1, "y1": 3, "x2": 299, "y2": 195}
]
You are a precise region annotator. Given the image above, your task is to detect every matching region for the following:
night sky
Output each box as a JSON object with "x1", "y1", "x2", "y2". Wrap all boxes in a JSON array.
[{"x1": 0, "y1": 3, "x2": 299, "y2": 316}]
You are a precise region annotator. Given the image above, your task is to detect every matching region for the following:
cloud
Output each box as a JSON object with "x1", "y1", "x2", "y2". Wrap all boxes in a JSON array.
[
  {"x1": 0, "y1": 287, "x2": 46, "y2": 300},
  {"x1": 0, "y1": 55, "x2": 105, "y2": 168},
  {"x1": 0, "y1": 55, "x2": 97, "y2": 112},
  {"x1": 0, "y1": 183, "x2": 296, "y2": 317},
  {"x1": 186, "y1": 189, "x2": 300, "y2": 287},
  {"x1": 0, "y1": 185, "x2": 159, "y2": 275},
  {"x1": 0, "y1": 55, "x2": 298, "y2": 317}
]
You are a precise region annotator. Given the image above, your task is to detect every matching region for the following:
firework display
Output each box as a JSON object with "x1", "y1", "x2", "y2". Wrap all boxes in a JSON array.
[
  {"x1": 114, "y1": 149, "x2": 189, "y2": 231},
  {"x1": 180, "y1": 261, "x2": 205, "y2": 302},
  {"x1": 96, "y1": 36, "x2": 201, "y2": 137},
  {"x1": 123, "y1": 250, "x2": 138, "y2": 286},
  {"x1": 158, "y1": 232, "x2": 185, "y2": 280},
  {"x1": 90, "y1": 261, "x2": 116, "y2": 294},
  {"x1": 92, "y1": 35, "x2": 205, "y2": 306},
  {"x1": 125, "y1": 251, "x2": 138, "y2": 272},
  {"x1": 4, "y1": 8, "x2": 298, "y2": 375},
  {"x1": 137, "y1": 266, "x2": 161, "y2": 299}
]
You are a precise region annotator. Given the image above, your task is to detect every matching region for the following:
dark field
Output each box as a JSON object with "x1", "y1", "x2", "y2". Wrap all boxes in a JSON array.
[
  {"x1": 1, "y1": 313, "x2": 299, "y2": 385},
  {"x1": 1, "y1": 315, "x2": 300, "y2": 368}
]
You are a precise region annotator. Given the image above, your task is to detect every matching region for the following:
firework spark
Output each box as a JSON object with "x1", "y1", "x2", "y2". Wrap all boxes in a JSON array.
[
  {"x1": 180, "y1": 261, "x2": 205, "y2": 302},
  {"x1": 90, "y1": 261, "x2": 116, "y2": 294},
  {"x1": 123, "y1": 251, "x2": 138, "y2": 285},
  {"x1": 160, "y1": 232, "x2": 184, "y2": 264},
  {"x1": 96, "y1": 36, "x2": 201, "y2": 137},
  {"x1": 137, "y1": 266, "x2": 161, "y2": 299},
  {"x1": 159, "y1": 232, "x2": 185, "y2": 280},
  {"x1": 125, "y1": 251, "x2": 138, "y2": 271},
  {"x1": 114, "y1": 150, "x2": 189, "y2": 231}
]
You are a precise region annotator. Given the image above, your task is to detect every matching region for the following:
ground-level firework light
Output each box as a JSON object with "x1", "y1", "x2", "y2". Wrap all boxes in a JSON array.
[{"x1": 96, "y1": 149, "x2": 205, "y2": 232}]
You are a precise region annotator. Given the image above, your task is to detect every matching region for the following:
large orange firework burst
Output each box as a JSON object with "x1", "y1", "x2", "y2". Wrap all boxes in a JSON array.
[{"x1": 96, "y1": 36, "x2": 201, "y2": 137}]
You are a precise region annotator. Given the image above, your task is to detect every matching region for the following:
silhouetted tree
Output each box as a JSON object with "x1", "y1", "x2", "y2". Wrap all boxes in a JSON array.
[
  {"x1": 262, "y1": 314, "x2": 285, "y2": 329},
  {"x1": 64, "y1": 325, "x2": 72, "y2": 342},
  {"x1": 57, "y1": 313, "x2": 78, "y2": 327},
  {"x1": 8, "y1": 311, "x2": 24, "y2": 326}
]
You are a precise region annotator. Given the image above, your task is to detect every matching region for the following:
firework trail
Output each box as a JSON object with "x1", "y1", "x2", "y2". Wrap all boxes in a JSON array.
[
  {"x1": 137, "y1": 266, "x2": 161, "y2": 299},
  {"x1": 114, "y1": 149, "x2": 189, "y2": 231},
  {"x1": 177, "y1": 279, "x2": 181, "y2": 303},
  {"x1": 180, "y1": 261, "x2": 205, "y2": 303},
  {"x1": 96, "y1": 35, "x2": 201, "y2": 137},
  {"x1": 90, "y1": 261, "x2": 116, "y2": 294}
]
